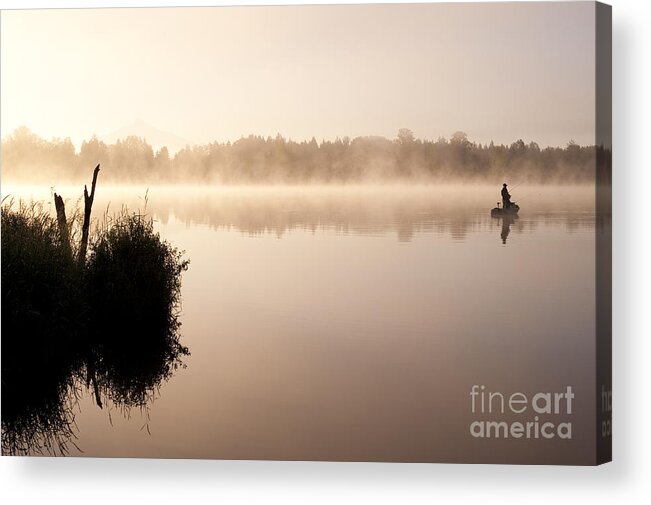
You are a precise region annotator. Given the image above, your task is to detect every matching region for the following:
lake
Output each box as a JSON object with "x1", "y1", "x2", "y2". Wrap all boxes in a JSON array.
[{"x1": 2, "y1": 184, "x2": 599, "y2": 463}]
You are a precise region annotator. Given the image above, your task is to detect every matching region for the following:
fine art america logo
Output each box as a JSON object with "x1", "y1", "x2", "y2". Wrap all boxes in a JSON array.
[{"x1": 469, "y1": 385, "x2": 574, "y2": 440}]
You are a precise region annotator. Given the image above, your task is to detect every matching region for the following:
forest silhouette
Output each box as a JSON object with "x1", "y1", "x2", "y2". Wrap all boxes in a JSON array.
[{"x1": 2, "y1": 127, "x2": 608, "y2": 184}]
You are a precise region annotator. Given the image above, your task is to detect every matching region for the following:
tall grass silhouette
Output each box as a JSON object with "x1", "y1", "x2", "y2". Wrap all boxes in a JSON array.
[{"x1": 1, "y1": 170, "x2": 190, "y2": 455}]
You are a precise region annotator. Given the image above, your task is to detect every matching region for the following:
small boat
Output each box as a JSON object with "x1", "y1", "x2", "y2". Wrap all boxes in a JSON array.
[{"x1": 491, "y1": 203, "x2": 520, "y2": 217}]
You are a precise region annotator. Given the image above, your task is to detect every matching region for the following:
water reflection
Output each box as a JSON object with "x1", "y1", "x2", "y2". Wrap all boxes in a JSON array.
[
  {"x1": 126, "y1": 185, "x2": 596, "y2": 242},
  {"x1": 1, "y1": 324, "x2": 188, "y2": 456},
  {"x1": 497, "y1": 215, "x2": 518, "y2": 244},
  {"x1": 1, "y1": 349, "x2": 82, "y2": 456},
  {"x1": 1, "y1": 185, "x2": 597, "y2": 243}
]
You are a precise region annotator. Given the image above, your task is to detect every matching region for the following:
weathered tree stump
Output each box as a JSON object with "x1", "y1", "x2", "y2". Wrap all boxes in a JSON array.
[
  {"x1": 53, "y1": 192, "x2": 70, "y2": 255},
  {"x1": 78, "y1": 164, "x2": 100, "y2": 266}
]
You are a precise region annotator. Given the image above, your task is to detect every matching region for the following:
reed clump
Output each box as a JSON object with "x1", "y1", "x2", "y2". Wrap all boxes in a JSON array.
[
  {"x1": 1, "y1": 202, "x2": 85, "y2": 455},
  {"x1": 1, "y1": 168, "x2": 190, "y2": 455},
  {"x1": 87, "y1": 210, "x2": 189, "y2": 407}
]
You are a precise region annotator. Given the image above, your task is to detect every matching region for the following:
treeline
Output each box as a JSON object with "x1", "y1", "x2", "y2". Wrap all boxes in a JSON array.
[{"x1": 2, "y1": 126, "x2": 608, "y2": 184}]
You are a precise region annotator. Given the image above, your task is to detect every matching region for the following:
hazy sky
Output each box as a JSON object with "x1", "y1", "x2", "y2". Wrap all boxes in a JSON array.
[{"x1": 1, "y1": 2, "x2": 596, "y2": 147}]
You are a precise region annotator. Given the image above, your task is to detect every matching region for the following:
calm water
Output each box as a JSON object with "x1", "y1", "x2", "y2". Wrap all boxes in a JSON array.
[{"x1": 2, "y1": 184, "x2": 599, "y2": 463}]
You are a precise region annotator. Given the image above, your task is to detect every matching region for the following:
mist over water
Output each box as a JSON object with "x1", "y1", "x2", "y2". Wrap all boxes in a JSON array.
[
  {"x1": 3, "y1": 183, "x2": 596, "y2": 240},
  {"x1": 2, "y1": 183, "x2": 599, "y2": 463}
]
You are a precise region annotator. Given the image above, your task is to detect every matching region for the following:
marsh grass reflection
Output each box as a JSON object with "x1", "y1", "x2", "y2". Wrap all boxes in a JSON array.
[{"x1": 1, "y1": 196, "x2": 189, "y2": 456}]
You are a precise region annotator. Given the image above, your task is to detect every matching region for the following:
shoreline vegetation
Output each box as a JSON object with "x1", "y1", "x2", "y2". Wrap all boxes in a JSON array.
[
  {"x1": 1, "y1": 165, "x2": 190, "y2": 456},
  {"x1": 2, "y1": 127, "x2": 611, "y2": 184}
]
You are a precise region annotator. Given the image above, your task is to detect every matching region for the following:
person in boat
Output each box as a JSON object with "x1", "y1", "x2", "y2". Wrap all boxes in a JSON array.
[{"x1": 501, "y1": 183, "x2": 512, "y2": 210}]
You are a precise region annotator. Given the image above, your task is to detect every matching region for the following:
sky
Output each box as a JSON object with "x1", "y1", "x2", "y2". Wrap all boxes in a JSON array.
[{"x1": 0, "y1": 2, "x2": 596, "y2": 148}]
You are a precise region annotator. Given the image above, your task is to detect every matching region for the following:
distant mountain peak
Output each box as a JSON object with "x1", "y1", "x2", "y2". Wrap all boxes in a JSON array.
[
  {"x1": 100, "y1": 119, "x2": 190, "y2": 154},
  {"x1": 132, "y1": 117, "x2": 147, "y2": 127}
]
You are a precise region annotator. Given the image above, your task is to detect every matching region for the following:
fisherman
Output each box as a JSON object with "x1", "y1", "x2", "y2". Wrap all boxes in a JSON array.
[{"x1": 501, "y1": 183, "x2": 512, "y2": 210}]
